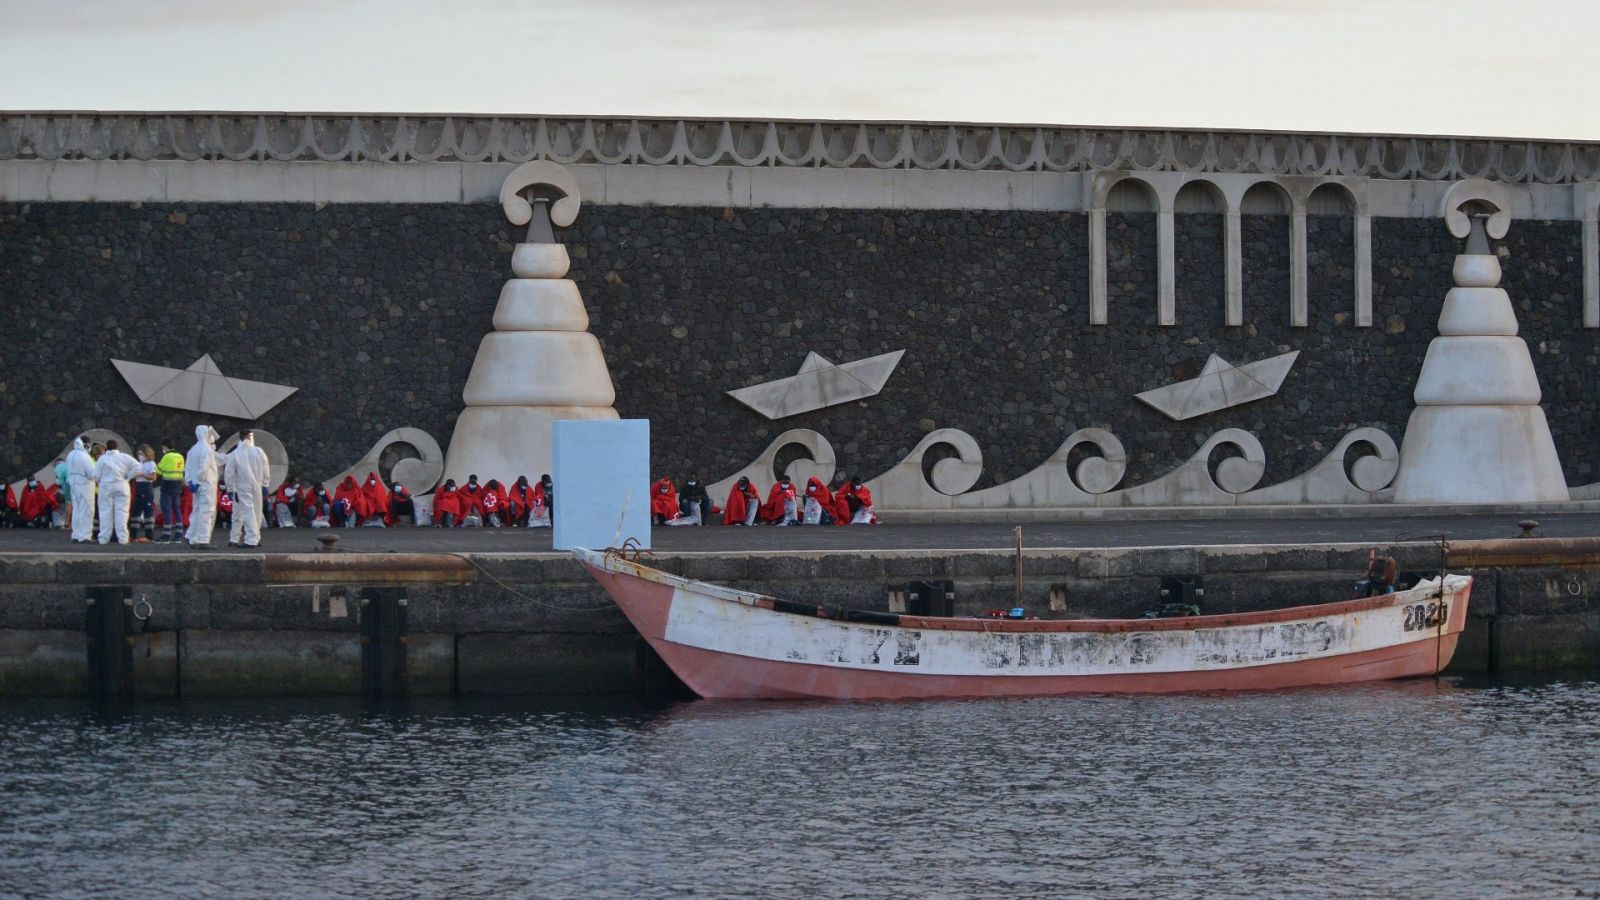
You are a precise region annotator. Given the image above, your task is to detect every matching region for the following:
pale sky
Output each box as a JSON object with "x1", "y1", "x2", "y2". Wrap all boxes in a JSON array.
[{"x1": 2, "y1": 0, "x2": 1596, "y2": 140}]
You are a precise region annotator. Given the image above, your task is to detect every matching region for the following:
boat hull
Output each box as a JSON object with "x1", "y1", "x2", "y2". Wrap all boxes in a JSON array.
[{"x1": 578, "y1": 550, "x2": 1471, "y2": 700}]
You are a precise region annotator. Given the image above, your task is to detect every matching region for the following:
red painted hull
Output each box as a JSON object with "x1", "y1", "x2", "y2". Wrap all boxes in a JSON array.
[{"x1": 581, "y1": 557, "x2": 1470, "y2": 700}]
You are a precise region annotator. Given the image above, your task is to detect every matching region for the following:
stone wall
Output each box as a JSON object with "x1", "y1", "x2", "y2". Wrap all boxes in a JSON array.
[
  {"x1": 4, "y1": 541, "x2": 1599, "y2": 696},
  {"x1": 1, "y1": 202, "x2": 1595, "y2": 494}
]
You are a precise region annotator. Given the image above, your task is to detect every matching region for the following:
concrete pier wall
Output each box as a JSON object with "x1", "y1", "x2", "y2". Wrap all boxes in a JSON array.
[{"x1": 1, "y1": 540, "x2": 1596, "y2": 698}]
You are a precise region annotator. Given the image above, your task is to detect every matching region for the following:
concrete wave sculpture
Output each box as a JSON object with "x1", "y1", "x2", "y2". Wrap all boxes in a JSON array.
[
  {"x1": 1391, "y1": 179, "x2": 1568, "y2": 503},
  {"x1": 441, "y1": 162, "x2": 618, "y2": 487}
]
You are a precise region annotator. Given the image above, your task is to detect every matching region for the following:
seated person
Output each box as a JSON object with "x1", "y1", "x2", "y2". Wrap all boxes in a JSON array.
[
  {"x1": 507, "y1": 476, "x2": 535, "y2": 527},
  {"x1": 528, "y1": 476, "x2": 552, "y2": 528},
  {"x1": 759, "y1": 475, "x2": 799, "y2": 526},
  {"x1": 803, "y1": 477, "x2": 834, "y2": 525},
  {"x1": 305, "y1": 484, "x2": 333, "y2": 527},
  {"x1": 674, "y1": 475, "x2": 710, "y2": 526},
  {"x1": 432, "y1": 480, "x2": 462, "y2": 528},
  {"x1": 389, "y1": 483, "x2": 416, "y2": 525},
  {"x1": 333, "y1": 476, "x2": 367, "y2": 528},
  {"x1": 273, "y1": 479, "x2": 303, "y2": 528},
  {"x1": 361, "y1": 472, "x2": 390, "y2": 527},
  {"x1": 18, "y1": 477, "x2": 57, "y2": 528},
  {"x1": 722, "y1": 477, "x2": 760, "y2": 527},
  {"x1": 480, "y1": 479, "x2": 506, "y2": 527},
  {"x1": 216, "y1": 481, "x2": 234, "y2": 531},
  {"x1": 650, "y1": 476, "x2": 679, "y2": 525},
  {"x1": 458, "y1": 475, "x2": 485, "y2": 525},
  {"x1": 843, "y1": 478, "x2": 878, "y2": 525}
]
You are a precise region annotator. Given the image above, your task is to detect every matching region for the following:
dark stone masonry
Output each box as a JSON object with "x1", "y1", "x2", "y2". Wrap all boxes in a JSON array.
[{"x1": 1, "y1": 202, "x2": 1595, "y2": 494}]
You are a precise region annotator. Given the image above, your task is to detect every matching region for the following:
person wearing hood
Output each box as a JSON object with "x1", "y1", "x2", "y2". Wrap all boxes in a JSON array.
[
  {"x1": 723, "y1": 476, "x2": 760, "y2": 526},
  {"x1": 94, "y1": 439, "x2": 139, "y2": 545},
  {"x1": 803, "y1": 476, "x2": 835, "y2": 526},
  {"x1": 459, "y1": 475, "x2": 484, "y2": 522},
  {"x1": 2, "y1": 480, "x2": 17, "y2": 527},
  {"x1": 361, "y1": 472, "x2": 390, "y2": 527},
  {"x1": 333, "y1": 475, "x2": 366, "y2": 527},
  {"x1": 18, "y1": 477, "x2": 58, "y2": 528},
  {"x1": 650, "y1": 476, "x2": 679, "y2": 525},
  {"x1": 224, "y1": 432, "x2": 270, "y2": 548},
  {"x1": 306, "y1": 483, "x2": 333, "y2": 527},
  {"x1": 830, "y1": 474, "x2": 854, "y2": 526},
  {"x1": 528, "y1": 476, "x2": 552, "y2": 528},
  {"x1": 480, "y1": 479, "x2": 507, "y2": 527},
  {"x1": 66, "y1": 437, "x2": 97, "y2": 543},
  {"x1": 506, "y1": 476, "x2": 535, "y2": 526},
  {"x1": 759, "y1": 475, "x2": 799, "y2": 526},
  {"x1": 843, "y1": 477, "x2": 878, "y2": 525},
  {"x1": 185, "y1": 424, "x2": 222, "y2": 548},
  {"x1": 432, "y1": 479, "x2": 462, "y2": 527}
]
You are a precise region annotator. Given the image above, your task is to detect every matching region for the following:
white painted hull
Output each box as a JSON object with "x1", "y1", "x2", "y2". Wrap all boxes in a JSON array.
[{"x1": 575, "y1": 549, "x2": 1472, "y2": 700}]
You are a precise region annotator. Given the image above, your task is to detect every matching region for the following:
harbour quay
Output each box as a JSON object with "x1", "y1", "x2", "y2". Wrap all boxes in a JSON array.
[{"x1": 2, "y1": 513, "x2": 1598, "y2": 699}]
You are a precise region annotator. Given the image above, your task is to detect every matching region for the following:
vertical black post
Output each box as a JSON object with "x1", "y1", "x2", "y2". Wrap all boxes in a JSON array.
[
  {"x1": 359, "y1": 587, "x2": 408, "y2": 700},
  {"x1": 85, "y1": 586, "x2": 134, "y2": 699}
]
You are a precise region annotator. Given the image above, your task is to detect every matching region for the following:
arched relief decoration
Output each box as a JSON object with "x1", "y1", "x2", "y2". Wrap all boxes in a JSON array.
[
  {"x1": 1173, "y1": 180, "x2": 1227, "y2": 327},
  {"x1": 1239, "y1": 180, "x2": 1298, "y2": 325},
  {"x1": 1088, "y1": 171, "x2": 1374, "y2": 331},
  {"x1": 1582, "y1": 183, "x2": 1600, "y2": 328},
  {"x1": 1305, "y1": 182, "x2": 1358, "y2": 329}
]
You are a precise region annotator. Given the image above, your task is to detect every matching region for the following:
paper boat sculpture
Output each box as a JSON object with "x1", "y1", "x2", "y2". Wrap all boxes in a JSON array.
[
  {"x1": 728, "y1": 350, "x2": 905, "y2": 420},
  {"x1": 112, "y1": 354, "x2": 298, "y2": 420},
  {"x1": 1136, "y1": 350, "x2": 1299, "y2": 421}
]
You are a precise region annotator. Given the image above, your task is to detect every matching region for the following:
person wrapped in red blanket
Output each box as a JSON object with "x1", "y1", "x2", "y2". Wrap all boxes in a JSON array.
[
  {"x1": 458, "y1": 475, "x2": 485, "y2": 526},
  {"x1": 432, "y1": 480, "x2": 462, "y2": 528},
  {"x1": 758, "y1": 475, "x2": 799, "y2": 526},
  {"x1": 650, "y1": 476, "x2": 678, "y2": 525},
  {"x1": 506, "y1": 476, "x2": 536, "y2": 527},
  {"x1": 362, "y1": 472, "x2": 390, "y2": 526},
  {"x1": 722, "y1": 476, "x2": 760, "y2": 526},
  {"x1": 840, "y1": 477, "x2": 877, "y2": 525},
  {"x1": 17, "y1": 478, "x2": 57, "y2": 528},
  {"x1": 802, "y1": 476, "x2": 835, "y2": 525},
  {"x1": 480, "y1": 479, "x2": 507, "y2": 527},
  {"x1": 333, "y1": 475, "x2": 367, "y2": 528}
]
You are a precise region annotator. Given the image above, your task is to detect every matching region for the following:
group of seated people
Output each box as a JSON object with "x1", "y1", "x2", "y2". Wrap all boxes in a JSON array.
[
  {"x1": 430, "y1": 474, "x2": 554, "y2": 528},
  {"x1": 0, "y1": 477, "x2": 64, "y2": 528},
  {"x1": 286, "y1": 472, "x2": 419, "y2": 528},
  {"x1": 649, "y1": 473, "x2": 877, "y2": 526}
]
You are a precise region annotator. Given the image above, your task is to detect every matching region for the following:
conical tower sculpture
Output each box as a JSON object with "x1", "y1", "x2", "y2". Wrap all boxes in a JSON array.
[
  {"x1": 441, "y1": 162, "x2": 619, "y2": 487},
  {"x1": 1391, "y1": 180, "x2": 1568, "y2": 503}
]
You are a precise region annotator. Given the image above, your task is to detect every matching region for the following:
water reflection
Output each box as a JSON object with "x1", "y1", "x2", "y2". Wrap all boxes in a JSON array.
[{"x1": 3, "y1": 676, "x2": 1597, "y2": 897}]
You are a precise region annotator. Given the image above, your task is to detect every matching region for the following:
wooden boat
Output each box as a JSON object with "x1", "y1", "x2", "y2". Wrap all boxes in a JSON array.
[{"x1": 574, "y1": 548, "x2": 1472, "y2": 700}]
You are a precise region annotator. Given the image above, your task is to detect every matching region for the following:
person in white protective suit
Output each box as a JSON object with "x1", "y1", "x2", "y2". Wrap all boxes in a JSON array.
[
  {"x1": 93, "y1": 439, "x2": 139, "y2": 545},
  {"x1": 185, "y1": 424, "x2": 221, "y2": 548},
  {"x1": 66, "y1": 437, "x2": 97, "y2": 544},
  {"x1": 224, "y1": 432, "x2": 270, "y2": 548}
]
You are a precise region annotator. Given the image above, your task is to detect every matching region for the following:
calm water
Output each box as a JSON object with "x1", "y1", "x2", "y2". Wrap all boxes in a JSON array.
[{"x1": 2, "y1": 676, "x2": 1598, "y2": 898}]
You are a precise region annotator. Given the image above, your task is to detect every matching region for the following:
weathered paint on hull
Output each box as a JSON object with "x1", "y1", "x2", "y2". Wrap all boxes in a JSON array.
[{"x1": 578, "y1": 551, "x2": 1471, "y2": 701}]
